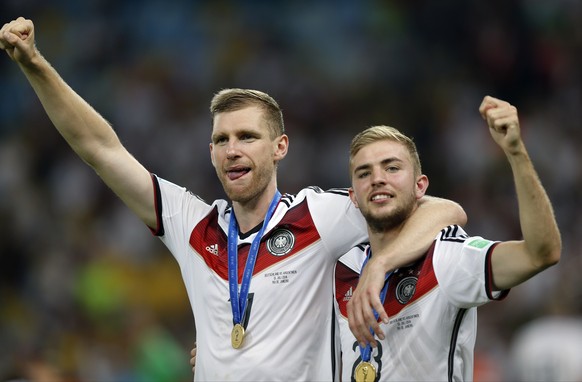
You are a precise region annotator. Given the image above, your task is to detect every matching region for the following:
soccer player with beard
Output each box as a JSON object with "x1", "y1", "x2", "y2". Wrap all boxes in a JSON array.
[{"x1": 335, "y1": 97, "x2": 561, "y2": 381}]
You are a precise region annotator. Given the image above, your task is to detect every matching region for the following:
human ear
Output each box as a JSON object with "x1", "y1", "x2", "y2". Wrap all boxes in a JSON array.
[
  {"x1": 415, "y1": 175, "x2": 429, "y2": 199},
  {"x1": 209, "y1": 143, "x2": 216, "y2": 167},
  {"x1": 273, "y1": 134, "x2": 289, "y2": 161},
  {"x1": 348, "y1": 187, "x2": 360, "y2": 209}
]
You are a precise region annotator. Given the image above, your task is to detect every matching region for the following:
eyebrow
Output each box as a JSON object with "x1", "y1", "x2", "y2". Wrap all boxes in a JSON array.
[
  {"x1": 353, "y1": 157, "x2": 403, "y2": 173},
  {"x1": 210, "y1": 132, "x2": 225, "y2": 143},
  {"x1": 211, "y1": 128, "x2": 262, "y2": 142}
]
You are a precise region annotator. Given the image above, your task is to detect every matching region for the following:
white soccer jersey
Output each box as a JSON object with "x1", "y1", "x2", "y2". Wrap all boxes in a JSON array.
[
  {"x1": 151, "y1": 175, "x2": 368, "y2": 381},
  {"x1": 334, "y1": 225, "x2": 509, "y2": 381}
]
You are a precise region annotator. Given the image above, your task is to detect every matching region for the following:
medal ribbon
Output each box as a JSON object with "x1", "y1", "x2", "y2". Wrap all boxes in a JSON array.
[
  {"x1": 358, "y1": 247, "x2": 392, "y2": 363},
  {"x1": 228, "y1": 190, "x2": 281, "y2": 327}
]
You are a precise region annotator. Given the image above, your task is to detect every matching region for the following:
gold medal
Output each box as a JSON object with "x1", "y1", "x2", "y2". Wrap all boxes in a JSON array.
[
  {"x1": 231, "y1": 323, "x2": 245, "y2": 349},
  {"x1": 354, "y1": 361, "x2": 376, "y2": 382}
]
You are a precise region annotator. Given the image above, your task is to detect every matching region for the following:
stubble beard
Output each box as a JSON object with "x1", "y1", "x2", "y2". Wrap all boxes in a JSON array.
[
  {"x1": 362, "y1": 195, "x2": 416, "y2": 234},
  {"x1": 220, "y1": 163, "x2": 275, "y2": 205}
]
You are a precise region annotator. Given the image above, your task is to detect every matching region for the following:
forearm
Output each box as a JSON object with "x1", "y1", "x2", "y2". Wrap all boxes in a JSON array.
[
  {"x1": 18, "y1": 50, "x2": 121, "y2": 168},
  {"x1": 375, "y1": 196, "x2": 467, "y2": 271},
  {"x1": 3, "y1": 17, "x2": 155, "y2": 227},
  {"x1": 507, "y1": 149, "x2": 561, "y2": 267}
]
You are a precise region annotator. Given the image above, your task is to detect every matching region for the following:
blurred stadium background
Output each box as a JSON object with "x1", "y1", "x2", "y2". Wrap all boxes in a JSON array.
[{"x1": 0, "y1": 0, "x2": 580, "y2": 381}]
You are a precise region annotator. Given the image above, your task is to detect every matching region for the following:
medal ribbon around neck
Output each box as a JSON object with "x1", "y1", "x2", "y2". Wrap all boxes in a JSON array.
[
  {"x1": 358, "y1": 247, "x2": 393, "y2": 363},
  {"x1": 228, "y1": 190, "x2": 281, "y2": 329}
]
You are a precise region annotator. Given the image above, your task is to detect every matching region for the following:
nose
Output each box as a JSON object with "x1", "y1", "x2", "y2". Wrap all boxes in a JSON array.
[
  {"x1": 371, "y1": 167, "x2": 387, "y2": 187},
  {"x1": 226, "y1": 140, "x2": 240, "y2": 159}
]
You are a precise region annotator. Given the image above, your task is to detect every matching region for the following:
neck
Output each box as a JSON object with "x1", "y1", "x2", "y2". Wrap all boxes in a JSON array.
[
  {"x1": 368, "y1": 229, "x2": 399, "y2": 257},
  {"x1": 232, "y1": 186, "x2": 279, "y2": 234},
  {"x1": 366, "y1": 217, "x2": 409, "y2": 259}
]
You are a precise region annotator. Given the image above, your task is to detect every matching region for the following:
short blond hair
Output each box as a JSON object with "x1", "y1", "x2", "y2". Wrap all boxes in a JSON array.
[
  {"x1": 349, "y1": 125, "x2": 422, "y2": 176},
  {"x1": 210, "y1": 88, "x2": 285, "y2": 139}
]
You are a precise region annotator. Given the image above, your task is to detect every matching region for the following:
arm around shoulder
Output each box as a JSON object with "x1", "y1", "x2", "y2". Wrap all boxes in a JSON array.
[
  {"x1": 418, "y1": 195, "x2": 467, "y2": 228},
  {"x1": 372, "y1": 194, "x2": 467, "y2": 273}
]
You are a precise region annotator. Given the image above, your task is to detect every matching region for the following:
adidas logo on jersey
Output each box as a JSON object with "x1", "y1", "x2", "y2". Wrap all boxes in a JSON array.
[
  {"x1": 205, "y1": 244, "x2": 218, "y2": 255},
  {"x1": 343, "y1": 287, "x2": 353, "y2": 302}
]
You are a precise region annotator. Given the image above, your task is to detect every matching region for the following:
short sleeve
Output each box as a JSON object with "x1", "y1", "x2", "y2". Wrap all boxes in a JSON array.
[{"x1": 433, "y1": 227, "x2": 506, "y2": 308}]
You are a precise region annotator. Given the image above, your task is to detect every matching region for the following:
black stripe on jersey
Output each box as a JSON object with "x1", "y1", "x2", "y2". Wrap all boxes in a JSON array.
[
  {"x1": 484, "y1": 242, "x2": 509, "y2": 301},
  {"x1": 280, "y1": 193, "x2": 294, "y2": 208},
  {"x1": 150, "y1": 174, "x2": 165, "y2": 237},
  {"x1": 448, "y1": 308, "x2": 467, "y2": 382},
  {"x1": 240, "y1": 293, "x2": 254, "y2": 329},
  {"x1": 330, "y1": 296, "x2": 338, "y2": 380},
  {"x1": 355, "y1": 242, "x2": 369, "y2": 252},
  {"x1": 305, "y1": 186, "x2": 350, "y2": 197},
  {"x1": 439, "y1": 225, "x2": 468, "y2": 243},
  {"x1": 307, "y1": 185, "x2": 324, "y2": 193},
  {"x1": 325, "y1": 187, "x2": 350, "y2": 196}
]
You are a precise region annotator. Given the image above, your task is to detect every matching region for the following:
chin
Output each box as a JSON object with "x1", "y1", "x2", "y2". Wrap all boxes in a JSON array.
[
  {"x1": 225, "y1": 190, "x2": 249, "y2": 202},
  {"x1": 226, "y1": 187, "x2": 259, "y2": 204},
  {"x1": 364, "y1": 208, "x2": 410, "y2": 232}
]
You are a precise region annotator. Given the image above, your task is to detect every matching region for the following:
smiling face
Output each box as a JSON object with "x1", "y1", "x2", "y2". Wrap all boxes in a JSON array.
[
  {"x1": 349, "y1": 138, "x2": 428, "y2": 233},
  {"x1": 210, "y1": 105, "x2": 288, "y2": 205}
]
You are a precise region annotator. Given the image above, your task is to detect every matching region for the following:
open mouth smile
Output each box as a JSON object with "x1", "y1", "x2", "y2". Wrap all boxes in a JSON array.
[{"x1": 370, "y1": 193, "x2": 394, "y2": 202}]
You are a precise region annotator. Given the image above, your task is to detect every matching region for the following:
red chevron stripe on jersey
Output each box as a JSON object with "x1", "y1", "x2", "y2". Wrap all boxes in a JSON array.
[
  {"x1": 335, "y1": 242, "x2": 438, "y2": 319},
  {"x1": 384, "y1": 243, "x2": 438, "y2": 316},
  {"x1": 189, "y1": 199, "x2": 320, "y2": 281}
]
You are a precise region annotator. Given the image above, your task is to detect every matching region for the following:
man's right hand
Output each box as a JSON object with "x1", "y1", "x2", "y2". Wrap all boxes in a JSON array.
[{"x1": 0, "y1": 17, "x2": 37, "y2": 65}]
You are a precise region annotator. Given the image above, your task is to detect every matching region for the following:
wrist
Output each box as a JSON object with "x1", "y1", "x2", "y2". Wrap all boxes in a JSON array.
[
  {"x1": 505, "y1": 145, "x2": 530, "y2": 164},
  {"x1": 371, "y1": 252, "x2": 395, "y2": 273},
  {"x1": 19, "y1": 47, "x2": 44, "y2": 73}
]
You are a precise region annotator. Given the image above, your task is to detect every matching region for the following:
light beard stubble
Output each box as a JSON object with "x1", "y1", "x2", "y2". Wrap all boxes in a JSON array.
[
  {"x1": 219, "y1": 162, "x2": 275, "y2": 204},
  {"x1": 363, "y1": 202, "x2": 415, "y2": 234}
]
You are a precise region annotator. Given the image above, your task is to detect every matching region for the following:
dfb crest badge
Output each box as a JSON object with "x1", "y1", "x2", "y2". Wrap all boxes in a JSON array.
[{"x1": 266, "y1": 228, "x2": 295, "y2": 256}]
